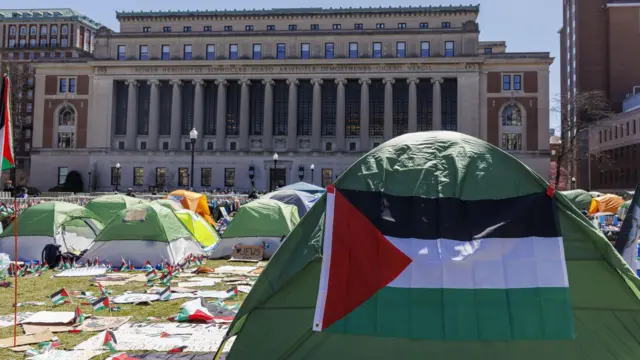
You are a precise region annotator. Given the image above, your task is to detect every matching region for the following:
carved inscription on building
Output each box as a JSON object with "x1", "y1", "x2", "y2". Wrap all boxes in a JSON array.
[{"x1": 127, "y1": 64, "x2": 434, "y2": 75}]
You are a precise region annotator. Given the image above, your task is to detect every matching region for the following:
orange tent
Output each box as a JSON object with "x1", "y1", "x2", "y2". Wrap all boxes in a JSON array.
[
  {"x1": 165, "y1": 190, "x2": 215, "y2": 225},
  {"x1": 588, "y1": 194, "x2": 625, "y2": 215}
]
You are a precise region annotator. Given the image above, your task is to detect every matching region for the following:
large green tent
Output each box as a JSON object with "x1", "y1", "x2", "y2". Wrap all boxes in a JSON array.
[
  {"x1": 560, "y1": 189, "x2": 593, "y2": 212},
  {"x1": 210, "y1": 199, "x2": 299, "y2": 259},
  {"x1": 0, "y1": 201, "x2": 103, "y2": 261},
  {"x1": 80, "y1": 203, "x2": 202, "y2": 267},
  {"x1": 223, "y1": 131, "x2": 640, "y2": 360},
  {"x1": 85, "y1": 194, "x2": 148, "y2": 225}
]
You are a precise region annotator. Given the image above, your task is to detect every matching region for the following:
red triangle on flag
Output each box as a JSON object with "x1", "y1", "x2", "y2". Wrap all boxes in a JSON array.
[{"x1": 320, "y1": 188, "x2": 412, "y2": 330}]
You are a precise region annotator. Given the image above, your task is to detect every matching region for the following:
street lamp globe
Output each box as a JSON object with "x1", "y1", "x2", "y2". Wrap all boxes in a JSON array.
[
  {"x1": 116, "y1": 163, "x2": 121, "y2": 169},
  {"x1": 189, "y1": 128, "x2": 198, "y2": 140},
  {"x1": 272, "y1": 153, "x2": 279, "y2": 161},
  {"x1": 310, "y1": 164, "x2": 315, "y2": 170}
]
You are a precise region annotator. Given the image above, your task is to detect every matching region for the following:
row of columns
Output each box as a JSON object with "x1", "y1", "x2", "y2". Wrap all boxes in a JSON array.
[{"x1": 121, "y1": 77, "x2": 446, "y2": 152}]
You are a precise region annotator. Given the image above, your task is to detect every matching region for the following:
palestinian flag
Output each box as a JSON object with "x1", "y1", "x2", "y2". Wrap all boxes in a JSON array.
[
  {"x1": 312, "y1": 185, "x2": 573, "y2": 341},
  {"x1": 161, "y1": 270, "x2": 174, "y2": 286},
  {"x1": 74, "y1": 305, "x2": 85, "y2": 325},
  {"x1": 159, "y1": 286, "x2": 172, "y2": 301},
  {"x1": 103, "y1": 330, "x2": 117, "y2": 354},
  {"x1": 0, "y1": 74, "x2": 15, "y2": 171},
  {"x1": 120, "y1": 258, "x2": 128, "y2": 272},
  {"x1": 146, "y1": 269, "x2": 159, "y2": 281},
  {"x1": 142, "y1": 261, "x2": 154, "y2": 272},
  {"x1": 93, "y1": 297, "x2": 110, "y2": 312},
  {"x1": 170, "y1": 298, "x2": 214, "y2": 322},
  {"x1": 50, "y1": 288, "x2": 69, "y2": 305}
]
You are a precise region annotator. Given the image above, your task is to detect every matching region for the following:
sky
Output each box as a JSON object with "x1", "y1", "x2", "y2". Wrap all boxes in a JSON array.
[{"x1": 16, "y1": 0, "x2": 562, "y2": 132}]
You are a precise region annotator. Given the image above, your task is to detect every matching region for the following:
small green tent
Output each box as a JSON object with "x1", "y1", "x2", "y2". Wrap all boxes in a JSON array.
[
  {"x1": 85, "y1": 195, "x2": 148, "y2": 225},
  {"x1": 80, "y1": 203, "x2": 202, "y2": 267},
  {"x1": 0, "y1": 201, "x2": 103, "y2": 261},
  {"x1": 560, "y1": 189, "x2": 593, "y2": 211},
  {"x1": 222, "y1": 131, "x2": 640, "y2": 360},
  {"x1": 210, "y1": 199, "x2": 299, "y2": 259}
]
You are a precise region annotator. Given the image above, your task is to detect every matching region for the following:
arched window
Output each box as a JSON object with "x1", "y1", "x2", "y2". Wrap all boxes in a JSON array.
[
  {"x1": 9, "y1": 26, "x2": 16, "y2": 35},
  {"x1": 61, "y1": 25, "x2": 68, "y2": 35},
  {"x1": 40, "y1": 26, "x2": 47, "y2": 35},
  {"x1": 57, "y1": 105, "x2": 76, "y2": 149},
  {"x1": 20, "y1": 26, "x2": 26, "y2": 35},
  {"x1": 500, "y1": 103, "x2": 525, "y2": 151},
  {"x1": 51, "y1": 25, "x2": 58, "y2": 35},
  {"x1": 30, "y1": 26, "x2": 37, "y2": 35}
]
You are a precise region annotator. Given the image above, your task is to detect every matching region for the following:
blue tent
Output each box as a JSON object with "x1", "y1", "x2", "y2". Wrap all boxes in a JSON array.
[{"x1": 278, "y1": 182, "x2": 326, "y2": 194}]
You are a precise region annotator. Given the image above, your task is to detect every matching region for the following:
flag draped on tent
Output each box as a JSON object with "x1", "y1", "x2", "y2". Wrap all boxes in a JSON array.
[
  {"x1": 0, "y1": 74, "x2": 15, "y2": 171},
  {"x1": 615, "y1": 184, "x2": 640, "y2": 271}
]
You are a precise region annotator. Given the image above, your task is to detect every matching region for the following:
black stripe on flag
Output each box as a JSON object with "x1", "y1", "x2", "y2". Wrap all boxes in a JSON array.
[
  {"x1": 0, "y1": 75, "x2": 7, "y2": 130},
  {"x1": 337, "y1": 189, "x2": 560, "y2": 241}
]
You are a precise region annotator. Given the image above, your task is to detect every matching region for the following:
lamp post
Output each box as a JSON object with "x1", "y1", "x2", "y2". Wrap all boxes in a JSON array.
[
  {"x1": 571, "y1": 177, "x2": 576, "y2": 190},
  {"x1": 298, "y1": 165, "x2": 304, "y2": 181},
  {"x1": 272, "y1": 153, "x2": 279, "y2": 191},
  {"x1": 189, "y1": 128, "x2": 198, "y2": 189},
  {"x1": 249, "y1": 165, "x2": 255, "y2": 188},
  {"x1": 310, "y1": 164, "x2": 315, "y2": 185},
  {"x1": 115, "y1": 162, "x2": 121, "y2": 192}
]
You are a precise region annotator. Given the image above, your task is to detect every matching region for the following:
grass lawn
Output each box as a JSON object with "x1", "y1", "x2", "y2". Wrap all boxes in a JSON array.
[{"x1": 0, "y1": 259, "x2": 255, "y2": 359}]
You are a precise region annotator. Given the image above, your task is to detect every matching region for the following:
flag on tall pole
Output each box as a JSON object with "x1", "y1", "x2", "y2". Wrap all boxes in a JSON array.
[{"x1": 0, "y1": 73, "x2": 15, "y2": 171}]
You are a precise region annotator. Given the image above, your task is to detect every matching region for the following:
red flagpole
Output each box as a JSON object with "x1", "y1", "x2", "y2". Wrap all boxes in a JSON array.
[{"x1": 12, "y1": 196, "x2": 18, "y2": 347}]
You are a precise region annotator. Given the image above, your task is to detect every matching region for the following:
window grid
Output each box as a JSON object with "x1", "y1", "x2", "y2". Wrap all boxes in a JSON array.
[
  {"x1": 416, "y1": 80, "x2": 433, "y2": 131},
  {"x1": 376, "y1": 23, "x2": 385, "y2": 29},
  {"x1": 421, "y1": 41, "x2": 430, "y2": 57},
  {"x1": 249, "y1": 81, "x2": 265, "y2": 135},
  {"x1": 369, "y1": 80, "x2": 385, "y2": 136},
  {"x1": 110, "y1": 167, "x2": 119, "y2": 186},
  {"x1": 203, "y1": 26, "x2": 212, "y2": 32},
  {"x1": 420, "y1": 22, "x2": 429, "y2": 29},
  {"x1": 206, "y1": 44, "x2": 215, "y2": 60},
  {"x1": 345, "y1": 80, "x2": 361, "y2": 137},
  {"x1": 321, "y1": 81, "x2": 337, "y2": 136},
  {"x1": 267, "y1": 25, "x2": 276, "y2": 31},
  {"x1": 183, "y1": 44, "x2": 192, "y2": 60},
  {"x1": 178, "y1": 168, "x2": 189, "y2": 186},
  {"x1": 392, "y1": 81, "x2": 409, "y2": 136},
  {"x1": 226, "y1": 82, "x2": 241, "y2": 136},
  {"x1": 396, "y1": 42, "x2": 406, "y2": 58},
  {"x1": 117, "y1": 45, "x2": 126, "y2": 60},
  {"x1": 289, "y1": 25, "x2": 298, "y2": 30},
  {"x1": 201, "y1": 168, "x2": 212, "y2": 187},
  {"x1": 501, "y1": 133, "x2": 522, "y2": 151},
  {"x1": 513, "y1": 75, "x2": 522, "y2": 90},
  {"x1": 398, "y1": 23, "x2": 407, "y2": 29},
  {"x1": 273, "y1": 81, "x2": 289, "y2": 135},
  {"x1": 373, "y1": 42, "x2": 382, "y2": 58},
  {"x1": 163, "y1": 26, "x2": 171, "y2": 32},
  {"x1": 277, "y1": 43, "x2": 286, "y2": 59},
  {"x1": 224, "y1": 25, "x2": 233, "y2": 31},
  {"x1": 349, "y1": 42, "x2": 358, "y2": 58},
  {"x1": 204, "y1": 80, "x2": 217, "y2": 135},
  {"x1": 229, "y1": 44, "x2": 238, "y2": 60},
  {"x1": 503, "y1": 75, "x2": 511, "y2": 91},
  {"x1": 245, "y1": 25, "x2": 254, "y2": 31},
  {"x1": 332, "y1": 24, "x2": 341, "y2": 30},
  {"x1": 297, "y1": 81, "x2": 313, "y2": 136},
  {"x1": 441, "y1": 79, "x2": 458, "y2": 131},
  {"x1": 224, "y1": 168, "x2": 235, "y2": 187},
  {"x1": 310, "y1": 24, "x2": 320, "y2": 30},
  {"x1": 325, "y1": 43, "x2": 334, "y2": 59},
  {"x1": 183, "y1": 26, "x2": 191, "y2": 32},
  {"x1": 139, "y1": 45, "x2": 149, "y2": 60},
  {"x1": 253, "y1": 44, "x2": 262, "y2": 60},
  {"x1": 133, "y1": 167, "x2": 144, "y2": 186},
  {"x1": 301, "y1": 43, "x2": 310, "y2": 59},
  {"x1": 161, "y1": 45, "x2": 170, "y2": 60},
  {"x1": 445, "y1": 41, "x2": 455, "y2": 57}
]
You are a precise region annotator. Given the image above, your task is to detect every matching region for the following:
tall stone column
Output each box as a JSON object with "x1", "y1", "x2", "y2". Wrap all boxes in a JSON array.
[
  {"x1": 147, "y1": 79, "x2": 160, "y2": 150},
  {"x1": 125, "y1": 80, "x2": 138, "y2": 150},
  {"x1": 407, "y1": 78, "x2": 419, "y2": 133},
  {"x1": 335, "y1": 78, "x2": 346, "y2": 151},
  {"x1": 262, "y1": 79, "x2": 274, "y2": 151},
  {"x1": 192, "y1": 79, "x2": 204, "y2": 151},
  {"x1": 359, "y1": 78, "x2": 370, "y2": 151},
  {"x1": 383, "y1": 78, "x2": 394, "y2": 141},
  {"x1": 238, "y1": 79, "x2": 251, "y2": 151},
  {"x1": 479, "y1": 72, "x2": 488, "y2": 141},
  {"x1": 215, "y1": 79, "x2": 227, "y2": 151},
  {"x1": 286, "y1": 79, "x2": 298, "y2": 152},
  {"x1": 311, "y1": 79, "x2": 323, "y2": 151},
  {"x1": 169, "y1": 79, "x2": 182, "y2": 150},
  {"x1": 431, "y1": 77, "x2": 443, "y2": 131}
]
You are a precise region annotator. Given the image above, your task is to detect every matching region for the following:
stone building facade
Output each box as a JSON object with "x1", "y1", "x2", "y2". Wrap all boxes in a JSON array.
[
  {"x1": 30, "y1": 5, "x2": 553, "y2": 191},
  {"x1": 0, "y1": 8, "x2": 100, "y2": 178}
]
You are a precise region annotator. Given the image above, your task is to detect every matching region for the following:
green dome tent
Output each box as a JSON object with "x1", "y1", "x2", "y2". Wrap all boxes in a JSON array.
[
  {"x1": 0, "y1": 201, "x2": 103, "y2": 261},
  {"x1": 85, "y1": 195, "x2": 148, "y2": 225},
  {"x1": 209, "y1": 198, "x2": 299, "y2": 259},
  {"x1": 80, "y1": 203, "x2": 202, "y2": 267},
  {"x1": 222, "y1": 131, "x2": 640, "y2": 360},
  {"x1": 151, "y1": 199, "x2": 184, "y2": 211},
  {"x1": 560, "y1": 189, "x2": 593, "y2": 212}
]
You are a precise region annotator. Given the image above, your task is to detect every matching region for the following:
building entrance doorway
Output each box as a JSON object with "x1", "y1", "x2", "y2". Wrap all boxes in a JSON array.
[{"x1": 270, "y1": 168, "x2": 286, "y2": 191}]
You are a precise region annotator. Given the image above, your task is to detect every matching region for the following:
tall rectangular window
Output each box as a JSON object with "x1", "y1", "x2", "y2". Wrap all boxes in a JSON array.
[
  {"x1": 206, "y1": 44, "x2": 215, "y2": 60},
  {"x1": 178, "y1": 168, "x2": 189, "y2": 186},
  {"x1": 513, "y1": 75, "x2": 522, "y2": 90},
  {"x1": 224, "y1": 25, "x2": 233, "y2": 31},
  {"x1": 183, "y1": 45, "x2": 192, "y2": 60},
  {"x1": 155, "y1": 168, "x2": 167, "y2": 186},
  {"x1": 503, "y1": 75, "x2": 511, "y2": 91},
  {"x1": 117, "y1": 45, "x2": 126, "y2": 60},
  {"x1": 110, "y1": 167, "x2": 119, "y2": 186},
  {"x1": 203, "y1": 26, "x2": 212, "y2": 32},
  {"x1": 376, "y1": 23, "x2": 385, "y2": 29},
  {"x1": 354, "y1": 23, "x2": 363, "y2": 29},
  {"x1": 332, "y1": 24, "x2": 341, "y2": 30},
  {"x1": 229, "y1": 44, "x2": 238, "y2": 60},
  {"x1": 58, "y1": 167, "x2": 68, "y2": 185},
  {"x1": 163, "y1": 26, "x2": 171, "y2": 32},
  {"x1": 396, "y1": 41, "x2": 406, "y2": 58},
  {"x1": 143, "y1": 27, "x2": 151, "y2": 32},
  {"x1": 139, "y1": 45, "x2": 149, "y2": 60},
  {"x1": 267, "y1": 25, "x2": 276, "y2": 31},
  {"x1": 420, "y1": 22, "x2": 429, "y2": 29},
  {"x1": 398, "y1": 23, "x2": 407, "y2": 29},
  {"x1": 373, "y1": 42, "x2": 382, "y2": 58},
  {"x1": 201, "y1": 168, "x2": 212, "y2": 187},
  {"x1": 183, "y1": 26, "x2": 192, "y2": 32},
  {"x1": 69, "y1": 78, "x2": 76, "y2": 93},
  {"x1": 224, "y1": 168, "x2": 235, "y2": 187},
  {"x1": 253, "y1": 44, "x2": 262, "y2": 59},
  {"x1": 245, "y1": 25, "x2": 254, "y2": 31},
  {"x1": 322, "y1": 169, "x2": 333, "y2": 188},
  {"x1": 325, "y1": 43, "x2": 334, "y2": 59},
  {"x1": 277, "y1": 43, "x2": 286, "y2": 59},
  {"x1": 484, "y1": 47, "x2": 493, "y2": 54},
  {"x1": 442, "y1": 22, "x2": 451, "y2": 28},
  {"x1": 59, "y1": 78, "x2": 67, "y2": 93},
  {"x1": 289, "y1": 25, "x2": 297, "y2": 31},
  {"x1": 161, "y1": 45, "x2": 170, "y2": 60},
  {"x1": 349, "y1": 42, "x2": 358, "y2": 58},
  {"x1": 133, "y1": 167, "x2": 144, "y2": 186},
  {"x1": 301, "y1": 43, "x2": 310, "y2": 59},
  {"x1": 421, "y1": 41, "x2": 430, "y2": 57},
  {"x1": 444, "y1": 41, "x2": 455, "y2": 57},
  {"x1": 310, "y1": 24, "x2": 320, "y2": 30}
]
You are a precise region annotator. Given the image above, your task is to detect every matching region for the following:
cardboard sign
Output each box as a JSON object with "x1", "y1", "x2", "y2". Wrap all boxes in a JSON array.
[
  {"x1": 55, "y1": 267, "x2": 108, "y2": 277},
  {"x1": 0, "y1": 312, "x2": 35, "y2": 328},
  {"x1": 230, "y1": 245, "x2": 264, "y2": 262}
]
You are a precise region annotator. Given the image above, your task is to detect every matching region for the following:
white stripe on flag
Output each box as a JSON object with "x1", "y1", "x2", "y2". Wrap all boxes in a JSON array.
[
  {"x1": 386, "y1": 236, "x2": 569, "y2": 289},
  {"x1": 312, "y1": 188, "x2": 335, "y2": 332}
]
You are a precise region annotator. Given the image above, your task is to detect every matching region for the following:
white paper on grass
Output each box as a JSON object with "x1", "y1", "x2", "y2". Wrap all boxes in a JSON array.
[
  {"x1": 237, "y1": 286, "x2": 252, "y2": 294},
  {"x1": 214, "y1": 266, "x2": 257, "y2": 274},
  {"x1": 27, "y1": 350, "x2": 105, "y2": 360},
  {"x1": 54, "y1": 267, "x2": 107, "y2": 278},
  {"x1": 177, "y1": 279, "x2": 220, "y2": 287},
  {"x1": 0, "y1": 312, "x2": 35, "y2": 328},
  {"x1": 75, "y1": 323, "x2": 228, "y2": 352},
  {"x1": 23, "y1": 312, "x2": 76, "y2": 324},
  {"x1": 195, "y1": 290, "x2": 234, "y2": 299},
  {"x1": 111, "y1": 293, "x2": 160, "y2": 304}
]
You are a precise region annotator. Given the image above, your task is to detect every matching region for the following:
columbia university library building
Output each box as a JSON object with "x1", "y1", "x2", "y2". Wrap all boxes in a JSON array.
[{"x1": 29, "y1": 5, "x2": 553, "y2": 191}]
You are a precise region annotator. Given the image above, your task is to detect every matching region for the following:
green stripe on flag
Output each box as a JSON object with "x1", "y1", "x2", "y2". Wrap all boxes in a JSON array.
[{"x1": 327, "y1": 287, "x2": 574, "y2": 341}]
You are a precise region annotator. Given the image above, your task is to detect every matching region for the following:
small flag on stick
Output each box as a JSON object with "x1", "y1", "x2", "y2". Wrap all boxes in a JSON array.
[
  {"x1": 92, "y1": 297, "x2": 110, "y2": 312},
  {"x1": 50, "y1": 288, "x2": 69, "y2": 305},
  {"x1": 103, "y1": 330, "x2": 117, "y2": 354}
]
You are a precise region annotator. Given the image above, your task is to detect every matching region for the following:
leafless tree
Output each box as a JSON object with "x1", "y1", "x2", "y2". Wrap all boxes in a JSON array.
[{"x1": 551, "y1": 90, "x2": 615, "y2": 189}]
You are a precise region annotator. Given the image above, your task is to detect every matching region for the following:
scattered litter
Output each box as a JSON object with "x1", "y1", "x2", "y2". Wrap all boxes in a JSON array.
[
  {"x1": 0, "y1": 330, "x2": 54, "y2": 348},
  {"x1": 16, "y1": 302, "x2": 47, "y2": 307},
  {"x1": 91, "y1": 274, "x2": 136, "y2": 286},
  {"x1": 27, "y1": 350, "x2": 105, "y2": 360},
  {"x1": 23, "y1": 312, "x2": 77, "y2": 325},
  {"x1": 195, "y1": 289, "x2": 237, "y2": 299},
  {"x1": 23, "y1": 323, "x2": 75, "y2": 335},
  {"x1": 75, "y1": 323, "x2": 228, "y2": 352},
  {"x1": 177, "y1": 279, "x2": 220, "y2": 288},
  {"x1": 213, "y1": 266, "x2": 257, "y2": 275},
  {"x1": 176, "y1": 273, "x2": 196, "y2": 278},
  {"x1": 111, "y1": 293, "x2": 160, "y2": 304},
  {"x1": 237, "y1": 286, "x2": 252, "y2": 294},
  {"x1": 107, "y1": 353, "x2": 214, "y2": 360},
  {"x1": 0, "y1": 312, "x2": 35, "y2": 328},
  {"x1": 54, "y1": 267, "x2": 108, "y2": 277}
]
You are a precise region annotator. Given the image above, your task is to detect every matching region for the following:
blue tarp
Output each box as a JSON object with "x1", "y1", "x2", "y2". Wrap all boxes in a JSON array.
[{"x1": 278, "y1": 182, "x2": 326, "y2": 194}]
